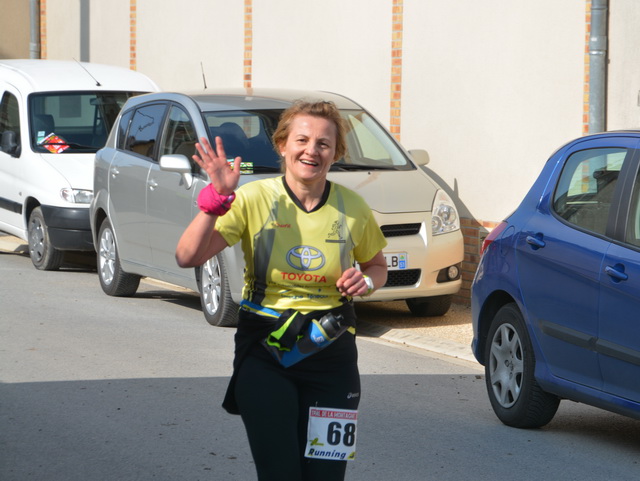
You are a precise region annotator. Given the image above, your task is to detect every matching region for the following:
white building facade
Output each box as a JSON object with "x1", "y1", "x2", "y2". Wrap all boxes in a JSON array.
[{"x1": 3, "y1": 0, "x2": 639, "y2": 302}]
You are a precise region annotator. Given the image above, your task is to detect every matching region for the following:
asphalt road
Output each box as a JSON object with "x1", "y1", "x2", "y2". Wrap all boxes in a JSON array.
[
  {"x1": 0, "y1": 233, "x2": 475, "y2": 362},
  {"x1": 2, "y1": 235, "x2": 640, "y2": 480}
]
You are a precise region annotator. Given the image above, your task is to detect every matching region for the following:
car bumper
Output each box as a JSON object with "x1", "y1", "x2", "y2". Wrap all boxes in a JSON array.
[
  {"x1": 367, "y1": 216, "x2": 465, "y2": 302},
  {"x1": 40, "y1": 205, "x2": 94, "y2": 251}
]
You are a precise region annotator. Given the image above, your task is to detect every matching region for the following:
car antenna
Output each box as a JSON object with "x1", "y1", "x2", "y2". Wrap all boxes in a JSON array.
[
  {"x1": 73, "y1": 58, "x2": 101, "y2": 86},
  {"x1": 201, "y1": 62, "x2": 207, "y2": 89}
]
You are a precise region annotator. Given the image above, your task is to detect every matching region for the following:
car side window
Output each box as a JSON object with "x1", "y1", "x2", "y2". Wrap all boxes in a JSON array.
[
  {"x1": 0, "y1": 91, "x2": 21, "y2": 157},
  {"x1": 159, "y1": 105, "x2": 197, "y2": 170},
  {"x1": 116, "y1": 109, "x2": 133, "y2": 150},
  {"x1": 124, "y1": 103, "x2": 167, "y2": 159},
  {"x1": 553, "y1": 147, "x2": 629, "y2": 235},
  {"x1": 625, "y1": 170, "x2": 640, "y2": 248}
]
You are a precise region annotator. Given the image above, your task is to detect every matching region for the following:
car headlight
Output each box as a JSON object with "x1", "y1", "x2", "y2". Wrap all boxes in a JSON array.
[
  {"x1": 60, "y1": 188, "x2": 94, "y2": 204},
  {"x1": 431, "y1": 189, "x2": 460, "y2": 235}
]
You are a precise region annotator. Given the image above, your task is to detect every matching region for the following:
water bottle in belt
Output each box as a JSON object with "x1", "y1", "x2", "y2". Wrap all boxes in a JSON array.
[{"x1": 265, "y1": 312, "x2": 348, "y2": 368}]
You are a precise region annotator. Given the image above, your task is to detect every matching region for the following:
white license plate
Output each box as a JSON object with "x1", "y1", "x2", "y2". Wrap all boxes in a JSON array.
[{"x1": 384, "y1": 252, "x2": 408, "y2": 270}]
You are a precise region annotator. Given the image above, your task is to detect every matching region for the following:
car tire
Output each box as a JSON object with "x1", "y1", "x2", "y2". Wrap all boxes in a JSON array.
[
  {"x1": 484, "y1": 303, "x2": 560, "y2": 428},
  {"x1": 97, "y1": 218, "x2": 141, "y2": 297},
  {"x1": 28, "y1": 206, "x2": 64, "y2": 271},
  {"x1": 406, "y1": 295, "x2": 452, "y2": 317},
  {"x1": 198, "y1": 254, "x2": 238, "y2": 327}
]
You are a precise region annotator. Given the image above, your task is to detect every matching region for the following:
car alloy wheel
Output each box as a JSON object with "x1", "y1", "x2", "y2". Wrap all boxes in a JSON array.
[
  {"x1": 488, "y1": 320, "x2": 523, "y2": 409},
  {"x1": 199, "y1": 254, "x2": 238, "y2": 327},
  {"x1": 97, "y1": 219, "x2": 140, "y2": 296},
  {"x1": 98, "y1": 225, "x2": 116, "y2": 286},
  {"x1": 484, "y1": 303, "x2": 560, "y2": 428}
]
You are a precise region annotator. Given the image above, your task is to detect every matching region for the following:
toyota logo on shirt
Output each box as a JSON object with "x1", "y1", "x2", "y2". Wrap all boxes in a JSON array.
[{"x1": 286, "y1": 246, "x2": 325, "y2": 271}]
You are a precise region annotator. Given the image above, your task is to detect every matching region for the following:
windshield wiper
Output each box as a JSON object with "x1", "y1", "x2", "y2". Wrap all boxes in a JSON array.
[
  {"x1": 241, "y1": 165, "x2": 281, "y2": 173},
  {"x1": 38, "y1": 141, "x2": 97, "y2": 150},
  {"x1": 330, "y1": 163, "x2": 398, "y2": 171}
]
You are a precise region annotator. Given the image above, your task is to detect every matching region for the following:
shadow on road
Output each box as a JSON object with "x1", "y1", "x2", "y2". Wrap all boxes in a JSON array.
[{"x1": 2, "y1": 374, "x2": 639, "y2": 481}]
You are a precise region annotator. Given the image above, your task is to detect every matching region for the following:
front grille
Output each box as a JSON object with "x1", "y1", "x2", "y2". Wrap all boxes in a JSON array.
[
  {"x1": 383, "y1": 269, "x2": 421, "y2": 287},
  {"x1": 380, "y1": 223, "x2": 421, "y2": 237}
]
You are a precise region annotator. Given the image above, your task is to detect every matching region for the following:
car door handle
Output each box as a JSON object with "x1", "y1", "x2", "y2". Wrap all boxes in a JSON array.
[
  {"x1": 147, "y1": 179, "x2": 158, "y2": 190},
  {"x1": 605, "y1": 264, "x2": 628, "y2": 282},
  {"x1": 526, "y1": 235, "x2": 546, "y2": 249}
]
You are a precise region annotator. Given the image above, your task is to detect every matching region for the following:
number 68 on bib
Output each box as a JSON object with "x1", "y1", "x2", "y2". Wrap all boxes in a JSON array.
[{"x1": 305, "y1": 407, "x2": 358, "y2": 461}]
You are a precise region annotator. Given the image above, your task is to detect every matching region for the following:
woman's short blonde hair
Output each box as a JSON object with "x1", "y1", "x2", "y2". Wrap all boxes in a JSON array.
[{"x1": 272, "y1": 99, "x2": 347, "y2": 163}]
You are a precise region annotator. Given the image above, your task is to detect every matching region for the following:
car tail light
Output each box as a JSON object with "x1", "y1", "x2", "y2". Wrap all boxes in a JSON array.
[{"x1": 480, "y1": 221, "x2": 508, "y2": 255}]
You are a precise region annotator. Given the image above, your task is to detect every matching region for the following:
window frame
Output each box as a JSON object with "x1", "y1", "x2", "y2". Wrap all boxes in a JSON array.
[
  {"x1": 120, "y1": 101, "x2": 168, "y2": 161},
  {"x1": 0, "y1": 90, "x2": 21, "y2": 157},
  {"x1": 548, "y1": 139, "x2": 640, "y2": 247}
]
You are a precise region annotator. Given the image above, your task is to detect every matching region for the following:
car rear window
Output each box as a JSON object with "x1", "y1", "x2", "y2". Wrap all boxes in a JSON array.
[{"x1": 553, "y1": 147, "x2": 629, "y2": 235}]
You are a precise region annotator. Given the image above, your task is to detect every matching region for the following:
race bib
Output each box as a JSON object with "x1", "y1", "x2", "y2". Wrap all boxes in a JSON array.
[{"x1": 305, "y1": 407, "x2": 358, "y2": 461}]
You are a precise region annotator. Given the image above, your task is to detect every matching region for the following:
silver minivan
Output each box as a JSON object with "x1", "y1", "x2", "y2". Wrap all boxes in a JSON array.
[{"x1": 90, "y1": 89, "x2": 463, "y2": 326}]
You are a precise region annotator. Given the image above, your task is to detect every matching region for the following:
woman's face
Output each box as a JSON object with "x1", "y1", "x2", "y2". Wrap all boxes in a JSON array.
[{"x1": 280, "y1": 114, "x2": 337, "y2": 186}]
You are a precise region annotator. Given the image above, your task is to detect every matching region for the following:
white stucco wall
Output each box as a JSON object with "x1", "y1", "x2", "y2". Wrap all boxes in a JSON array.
[
  {"x1": 45, "y1": 0, "x2": 82, "y2": 61},
  {"x1": 40, "y1": 0, "x2": 640, "y2": 224},
  {"x1": 252, "y1": 0, "x2": 392, "y2": 126},
  {"x1": 402, "y1": 0, "x2": 586, "y2": 221},
  {"x1": 90, "y1": 0, "x2": 130, "y2": 69},
  {"x1": 136, "y1": 0, "x2": 245, "y2": 91},
  {"x1": 608, "y1": 0, "x2": 640, "y2": 130},
  {"x1": 0, "y1": 0, "x2": 31, "y2": 59}
]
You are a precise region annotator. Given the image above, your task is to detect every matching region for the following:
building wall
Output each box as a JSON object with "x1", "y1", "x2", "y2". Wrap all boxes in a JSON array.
[
  {"x1": 137, "y1": 0, "x2": 246, "y2": 90},
  {"x1": 402, "y1": 1, "x2": 586, "y2": 222},
  {"x1": 607, "y1": 0, "x2": 640, "y2": 129},
  {"x1": 90, "y1": 0, "x2": 131, "y2": 68},
  {"x1": 45, "y1": 0, "x2": 82, "y2": 60},
  {"x1": 10, "y1": 0, "x2": 640, "y2": 303},
  {"x1": 0, "y1": 0, "x2": 31, "y2": 59}
]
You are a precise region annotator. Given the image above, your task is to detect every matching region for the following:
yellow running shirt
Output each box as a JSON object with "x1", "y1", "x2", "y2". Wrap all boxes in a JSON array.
[{"x1": 215, "y1": 176, "x2": 387, "y2": 314}]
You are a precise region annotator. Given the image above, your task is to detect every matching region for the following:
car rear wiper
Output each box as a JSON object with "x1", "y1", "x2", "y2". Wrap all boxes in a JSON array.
[{"x1": 330, "y1": 163, "x2": 398, "y2": 171}]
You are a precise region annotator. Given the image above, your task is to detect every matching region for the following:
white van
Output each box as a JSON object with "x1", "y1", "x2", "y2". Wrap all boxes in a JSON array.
[{"x1": 0, "y1": 60, "x2": 159, "y2": 270}]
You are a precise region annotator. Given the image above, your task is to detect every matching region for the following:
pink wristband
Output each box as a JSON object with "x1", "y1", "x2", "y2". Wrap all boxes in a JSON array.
[{"x1": 197, "y1": 184, "x2": 236, "y2": 216}]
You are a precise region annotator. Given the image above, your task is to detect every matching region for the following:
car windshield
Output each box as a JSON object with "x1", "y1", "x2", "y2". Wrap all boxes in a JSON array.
[
  {"x1": 202, "y1": 108, "x2": 414, "y2": 174},
  {"x1": 29, "y1": 91, "x2": 144, "y2": 154}
]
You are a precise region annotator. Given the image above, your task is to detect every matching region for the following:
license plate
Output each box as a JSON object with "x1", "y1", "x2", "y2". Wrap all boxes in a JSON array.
[{"x1": 385, "y1": 252, "x2": 408, "y2": 270}]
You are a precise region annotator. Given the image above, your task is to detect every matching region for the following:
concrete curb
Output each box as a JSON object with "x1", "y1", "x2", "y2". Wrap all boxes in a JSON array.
[
  {"x1": 0, "y1": 235, "x2": 28, "y2": 254},
  {"x1": 0, "y1": 234, "x2": 477, "y2": 364},
  {"x1": 357, "y1": 321, "x2": 477, "y2": 364}
]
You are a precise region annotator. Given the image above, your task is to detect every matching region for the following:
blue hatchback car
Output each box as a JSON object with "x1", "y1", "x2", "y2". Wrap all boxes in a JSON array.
[{"x1": 472, "y1": 131, "x2": 640, "y2": 428}]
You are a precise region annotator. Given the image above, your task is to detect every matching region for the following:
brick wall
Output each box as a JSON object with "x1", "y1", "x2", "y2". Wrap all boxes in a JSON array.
[
  {"x1": 40, "y1": 0, "x2": 47, "y2": 59},
  {"x1": 390, "y1": 0, "x2": 403, "y2": 141},
  {"x1": 455, "y1": 217, "x2": 500, "y2": 305},
  {"x1": 129, "y1": 0, "x2": 137, "y2": 71},
  {"x1": 244, "y1": 0, "x2": 253, "y2": 89}
]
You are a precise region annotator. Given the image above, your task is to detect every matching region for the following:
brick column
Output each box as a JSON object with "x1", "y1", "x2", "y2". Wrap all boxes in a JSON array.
[
  {"x1": 455, "y1": 218, "x2": 500, "y2": 305},
  {"x1": 244, "y1": 0, "x2": 253, "y2": 88},
  {"x1": 40, "y1": 0, "x2": 47, "y2": 59},
  {"x1": 390, "y1": 0, "x2": 403, "y2": 141},
  {"x1": 130, "y1": 0, "x2": 137, "y2": 71}
]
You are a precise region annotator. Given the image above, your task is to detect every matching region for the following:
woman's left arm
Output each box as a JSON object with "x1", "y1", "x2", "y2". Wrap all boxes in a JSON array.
[{"x1": 336, "y1": 251, "x2": 388, "y2": 298}]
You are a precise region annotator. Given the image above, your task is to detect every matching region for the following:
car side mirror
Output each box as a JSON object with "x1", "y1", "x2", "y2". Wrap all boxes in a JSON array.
[
  {"x1": 160, "y1": 154, "x2": 194, "y2": 188},
  {"x1": 0, "y1": 130, "x2": 20, "y2": 157},
  {"x1": 408, "y1": 149, "x2": 429, "y2": 166}
]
